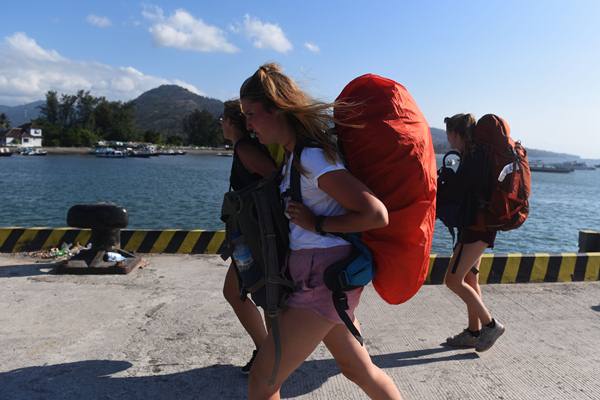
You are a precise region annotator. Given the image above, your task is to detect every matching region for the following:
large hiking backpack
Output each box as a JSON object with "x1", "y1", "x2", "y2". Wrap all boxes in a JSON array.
[
  {"x1": 334, "y1": 74, "x2": 437, "y2": 305},
  {"x1": 220, "y1": 174, "x2": 293, "y2": 309},
  {"x1": 471, "y1": 114, "x2": 531, "y2": 231},
  {"x1": 220, "y1": 173, "x2": 294, "y2": 384}
]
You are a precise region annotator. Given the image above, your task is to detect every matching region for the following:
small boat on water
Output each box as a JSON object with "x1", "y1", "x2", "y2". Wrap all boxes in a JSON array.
[
  {"x1": 216, "y1": 152, "x2": 233, "y2": 157},
  {"x1": 0, "y1": 147, "x2": 13, "y2": 157},
  {"x1": 158, "y1": 149, "x2": 186, "y2": 156},
  {"x1": 21, "y1": 148, "x2": 47, "y2": 156},
  {"x1": 96, "y1": 149, "x2": 126, "y2": 158},
  {"x1": 530, "y1": 164, "x2": 574, "y2": 173},
  {"x1": 558, "y1": 161, "x2": 596, "y2": 170}
]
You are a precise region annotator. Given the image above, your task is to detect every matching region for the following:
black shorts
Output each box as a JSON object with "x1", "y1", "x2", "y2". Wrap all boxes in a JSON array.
[{"x1": 458, "y1": 228, "x2": 497, "y2": 249}]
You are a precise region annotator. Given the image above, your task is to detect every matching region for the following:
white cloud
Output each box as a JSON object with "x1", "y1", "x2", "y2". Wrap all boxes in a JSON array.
[
  {"x1": 0, "y1": 32, "x2": 202, "y2": 106},
  {"x1": 240, "y1": 15, "x2": 292, "y2": 53},
  {"x1": 86, "y1": 14, "x2": 112, "y2": 28},
  {"x1": 144, "y1": 7, "x2": 237, "y2": 53},
  {"x1": 141, "y1": 4, "x2": 165, "y2": 22},
  {"x1": 6, "y1": 32, "x2": 64, "y2": 62},
  {"x1": 304, "y1": 42, "x2": 320, "y2": 53}
]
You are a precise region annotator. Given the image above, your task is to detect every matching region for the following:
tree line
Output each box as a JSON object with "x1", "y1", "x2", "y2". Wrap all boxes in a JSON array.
[
  {"x1": 28, "y1": 90, "x2": 223, "y2": 147},
  {"x1": 0, "y1": 113, "x2": 9, "y2": 129}
]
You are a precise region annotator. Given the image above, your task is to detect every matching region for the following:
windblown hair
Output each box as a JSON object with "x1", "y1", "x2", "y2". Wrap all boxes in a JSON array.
[
  {"x1": 444, "y1": 113, "x2": 477, "y2": 153},
  {"x1": 240, "y1": 63, "x2": 341, "y2": 166},
  {"x1": 222, "y1": 99, "x2": 250, "y2": 136}
]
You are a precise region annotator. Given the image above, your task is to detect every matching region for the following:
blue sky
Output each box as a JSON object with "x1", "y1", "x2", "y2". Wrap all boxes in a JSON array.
[{"x1": 1, "y1": 1, "x2": 599, "y2": 157}]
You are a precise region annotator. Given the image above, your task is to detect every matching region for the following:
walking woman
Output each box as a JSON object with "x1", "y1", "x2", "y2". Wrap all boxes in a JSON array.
[
  {"x1": 221, "y1": 100, "x2": 277, "y2": 373},
  {"x1": 240, "y1": 63, "x2": 402, "y2": 400},
  {"x1": 443, "y1": 113, "x2": 505, "y2": 352}
]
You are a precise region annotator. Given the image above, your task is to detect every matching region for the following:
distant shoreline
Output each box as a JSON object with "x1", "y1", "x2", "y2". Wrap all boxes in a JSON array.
[{"x1": 37, "y1": 147, "x2": 232, "y2": 155}]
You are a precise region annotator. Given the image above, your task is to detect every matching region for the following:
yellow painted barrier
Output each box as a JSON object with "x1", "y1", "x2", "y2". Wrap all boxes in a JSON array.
[{"x1": 1, "y1": 227, "x2": 599, "y2": 284}]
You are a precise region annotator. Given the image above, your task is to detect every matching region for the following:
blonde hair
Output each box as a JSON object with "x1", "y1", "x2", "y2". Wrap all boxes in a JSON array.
[{"x1": 240, "y1": 63, "x2": 340, "y2": 166}]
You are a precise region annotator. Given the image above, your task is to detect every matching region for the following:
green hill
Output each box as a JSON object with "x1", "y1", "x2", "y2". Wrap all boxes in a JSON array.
[{"x1": 132, "y1": 85, "x2": 223, "y2": 136}]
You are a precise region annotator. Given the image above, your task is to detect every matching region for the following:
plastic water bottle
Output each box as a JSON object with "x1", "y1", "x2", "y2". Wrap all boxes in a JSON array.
[
  {"x1": 104, "y1": 252, "x2": 126, "y2": 262},
  {"x1": 231, "y1": 232, "x2": 264, "y2": 294},
  {"x1": 232, "y1": 234, "x2": 254, "y2": 273}
]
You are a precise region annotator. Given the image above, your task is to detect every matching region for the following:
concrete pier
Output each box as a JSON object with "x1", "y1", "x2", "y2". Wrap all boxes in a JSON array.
[{"x1": 1, "y1": 254, "x2": 599, "y2": 399}]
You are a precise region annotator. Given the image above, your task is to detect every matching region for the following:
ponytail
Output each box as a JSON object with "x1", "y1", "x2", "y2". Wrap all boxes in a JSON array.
[{"x1": 444, "y1": 113, "x2": 477, "y2": 153}]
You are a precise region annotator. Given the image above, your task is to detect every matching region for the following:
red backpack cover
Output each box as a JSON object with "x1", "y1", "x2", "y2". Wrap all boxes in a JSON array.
[
  {"x1": 334, "y1": 74, "x2": 437, "y2": 304},
  {"x1": 471, "y1": 114, "x2": 531, "y2": 231}
]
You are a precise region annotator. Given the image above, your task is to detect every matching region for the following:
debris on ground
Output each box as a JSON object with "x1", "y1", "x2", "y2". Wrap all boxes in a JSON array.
[{"x1": 26, "y1": 242, "x2": 91, "y2": 261}]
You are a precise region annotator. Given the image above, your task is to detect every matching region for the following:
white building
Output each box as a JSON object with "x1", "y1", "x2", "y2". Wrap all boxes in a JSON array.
[{"x1": 1, "y1": 128, "x2": 43, "y2": 147}]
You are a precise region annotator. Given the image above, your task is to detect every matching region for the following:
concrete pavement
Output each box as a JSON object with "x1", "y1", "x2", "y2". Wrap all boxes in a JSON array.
[{"x1": 1, "y1": 254, "x2": 599, "y2": 399}]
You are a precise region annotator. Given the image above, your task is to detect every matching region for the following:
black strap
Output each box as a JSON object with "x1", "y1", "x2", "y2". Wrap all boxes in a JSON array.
[
  {"x1": 289, "y1": 145, "x2": 304, "y2": 203},
  {"x1": 451, "y1": 243, "x2": 464, "y2": 274},
  {"x1": 332, "y1": 291, "x2": 363, "y2": 345},
  {"x1": 253, "y1": 187, "x2": 285, "y2": 386}
]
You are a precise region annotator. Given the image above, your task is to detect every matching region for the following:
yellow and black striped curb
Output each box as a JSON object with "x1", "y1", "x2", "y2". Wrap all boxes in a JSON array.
[
  {"x1": 1, "y1": 228, "x2": 599, "y2": 284},
  {"x1": 0, "y1": 228, "x2": 225, "y2": 255},
  {"x1": 426, "y1": 252, "x2": 600, "y2": 284}
]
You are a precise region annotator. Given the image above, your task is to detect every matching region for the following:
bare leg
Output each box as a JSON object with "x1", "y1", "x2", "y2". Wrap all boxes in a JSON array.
[
  {"x1": 223, "y1": 264, "x2": 268, "y2": 347},
  {"x1": 464, "y1": 257, "x2": 483, "y2": 331},
  {"x1": 444, "y1": 242, "x2": 492, "y2": 326},
  {"x1": 323, "y1": 322, "x2": 403, "y2": 400},
  {"x1": 248, "y1": 308, "x2": 334, "y2": 400}
]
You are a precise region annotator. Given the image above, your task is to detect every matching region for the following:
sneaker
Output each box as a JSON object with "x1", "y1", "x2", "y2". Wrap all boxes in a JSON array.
[
  {"x1": 445, "y1": 329, "x2": 478, "y2": 348},
  {"x1": 476, "y1": 320, "x2": 505, "y2": 352},
  {"x1": 240, "y1": 349, "x2": 258, "y2": 375}
]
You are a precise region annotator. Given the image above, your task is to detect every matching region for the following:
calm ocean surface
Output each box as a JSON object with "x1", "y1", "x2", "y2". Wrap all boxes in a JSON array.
[{"x1": 1, "y1": 154, "x2": 599, "y2": 254}]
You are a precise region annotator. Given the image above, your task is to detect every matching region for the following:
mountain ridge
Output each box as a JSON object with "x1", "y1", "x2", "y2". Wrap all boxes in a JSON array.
[{"x1": 0, "y1": 87, "x2": 582, "y2": 159}]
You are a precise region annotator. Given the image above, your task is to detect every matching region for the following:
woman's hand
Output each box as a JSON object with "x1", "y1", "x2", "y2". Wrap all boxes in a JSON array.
[{"x1": 286, "y1": 201, "x2": 317, "y2": 232}]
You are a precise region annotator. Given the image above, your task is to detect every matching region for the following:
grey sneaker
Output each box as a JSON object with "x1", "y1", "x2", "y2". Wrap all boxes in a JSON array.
[
  {"x1": 445, "y1": 329, "x2": 478, "y2": 348},
  {"x1": 476, "y1": 320, "x2": 505, "y2": 352}
]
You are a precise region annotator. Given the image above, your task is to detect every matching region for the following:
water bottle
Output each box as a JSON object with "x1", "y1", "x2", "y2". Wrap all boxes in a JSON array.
[
  {"x1": 231, "y1": 232, "x2": 262, "y2": 290},
  {"x1": 232, "y1": 234, "x2": 254, "y2": 273},
  {"x1": 104, "y1": 251, "x2": 126, "y2": 262}
]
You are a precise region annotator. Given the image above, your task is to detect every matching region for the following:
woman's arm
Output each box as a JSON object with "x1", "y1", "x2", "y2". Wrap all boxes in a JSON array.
[
  {"x1": 236, "y1": 141, "x2": 277, "y2": 178},
  {"x1": 286, "y1": 169, "x2": 388, "y2": 233}
]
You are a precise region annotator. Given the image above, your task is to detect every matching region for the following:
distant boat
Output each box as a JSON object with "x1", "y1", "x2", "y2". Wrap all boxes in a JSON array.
[
  {"x1": 0, "y1": 147, "x2": 13, "y2": 157},
  {"x1": 530, "y1": 164, "x2": 574, "y2": 173},
  {"x1": 216, "y1": 152, "x2": 233, "y2": 157},
  {"x1": 96, "y1": 149, "x2": 126, "y2": 158},
  {"x1": 559, "y1": 161, "x2": 595, "y2": 170},
  {"x1": 158, "y1": 149, "x2": 186, "y2": 156},
  {"x1": 21, "y1": 148, "x2": 47, "y2": 156}
]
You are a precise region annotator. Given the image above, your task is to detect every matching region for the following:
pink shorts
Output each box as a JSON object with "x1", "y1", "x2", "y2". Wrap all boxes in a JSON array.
[{"x1": 286, "y1": 245, "x2": 363, "y2": 324}]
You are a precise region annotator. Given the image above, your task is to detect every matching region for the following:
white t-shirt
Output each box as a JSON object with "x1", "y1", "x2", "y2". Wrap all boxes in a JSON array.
[{"x1": 280, "y1": 147, "x2": 349, "y2": 250}]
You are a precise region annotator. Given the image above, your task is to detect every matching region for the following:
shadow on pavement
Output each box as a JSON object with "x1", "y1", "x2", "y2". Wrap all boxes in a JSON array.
[
  {"x1": 0, "y1": 348, "x2": 477, "y2": 399},
  {"x1": 0, "y1": 360, "x2": 247, "y2": 400},
  {"x1": 282, "y1": 346, "x2": 477, "y2": 397},
  {"x1": 0, "y1": 263, "x2": 55, "y2": 278}
]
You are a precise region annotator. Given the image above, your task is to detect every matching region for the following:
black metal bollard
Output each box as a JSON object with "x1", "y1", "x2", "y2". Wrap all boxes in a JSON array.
[
  {"x1": 579, "y1": 230, "x2": 600, "y2": 252},
  {"x1": 67, "y1": 203, "x2": 128, "y2": 252},
  {"x1": 55, "y1": 203, "x2": 143, "y2": 274}
]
